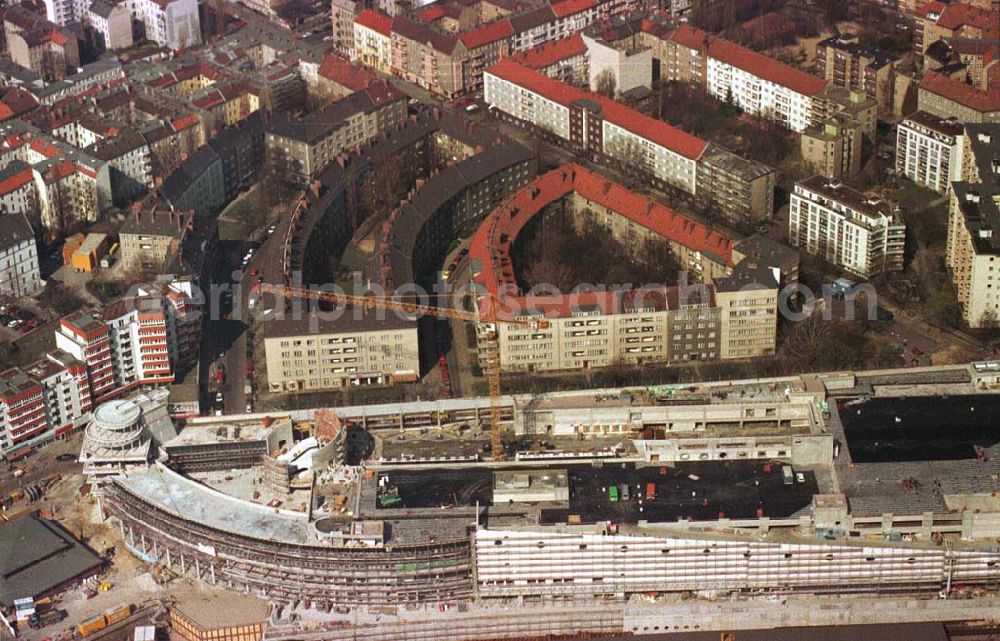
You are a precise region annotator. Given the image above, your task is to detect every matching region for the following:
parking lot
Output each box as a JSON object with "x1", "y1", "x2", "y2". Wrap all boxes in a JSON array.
[
  {"x1": 0, "y1": 301, "x2": 45, "y2": 340},
  {"x1": 539, "y1": 461, "x2": 817, "y2": 525}
]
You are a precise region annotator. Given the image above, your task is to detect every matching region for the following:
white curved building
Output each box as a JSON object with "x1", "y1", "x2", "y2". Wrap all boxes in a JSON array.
[{"x1": 79, "y1": 389, "x2": 175, "y2": 482}]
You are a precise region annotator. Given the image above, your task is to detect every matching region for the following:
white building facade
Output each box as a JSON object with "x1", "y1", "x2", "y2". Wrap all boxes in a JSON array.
[
  {"x1": 0, "y1": 212, "x2": 41, "y2": 298},
  {"x1": 896, "y1": 111, "x2": 964, "y2": 194},
  {"x1": 125, "y1": 0, "x2": 200, "y2": 50},
  {"x1": 789, "y1": 176, "x2": 906, "y2": 279},
  {"x1": 705, "y1": 40, "x2": 825, "y2": 133}
]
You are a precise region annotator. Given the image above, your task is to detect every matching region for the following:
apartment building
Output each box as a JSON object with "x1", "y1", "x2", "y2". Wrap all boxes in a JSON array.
[
  {"x1": 119, "y1": 206, "x2": 194, "y2": 275},
  {"x1": 353, "y1": 9, "x2": 392, "y2": 72},
  {"x1": 0, "y1": 212, "x2": 41, "y2": 299},
  {"x1": 262, "y1": 311, "x2": 419, "y2": 392},
  {"x1": 509, "y1": 33, "x2": 588, "y2": 85},
  {"x1": 789, "y1": 176, "x2": 906, "y2": 279},
  {"x1": 811, "y1": 85, "x2": 878, "y2": 140},
  {"x1": 88, "y1": 0, "x2": 133, "y2": 50},
  {"x1": 88, "y1": 127, "x2": 155, "y2": 203},
  {"x1": 55, "y1": 280, "x2": 200, "y2": 401},
  {"x1": 0, "y1": 351, "x2": 92, "y2": 456},
  {"x1": 494, "y1": 287, "x2": 723, "y2": 372},
  {"x1": 714, "y1": 260, "x2": 779, "y2": 359},
  {"x1": 484, "y1": 59, "x2": 774, "y2": 224},
  {"x1": 161, "y1": 146, "x2": 224, "y2": 218},
  {"x1": 330, "y1": 0, "x2": 361, "y2": 57},
  {"x1": 0, "y1": 120, "x2": 114, "y2": 238},
  {"x1": 0, "y1": 160, "x2": 40, "y2": 228},
  {"x1": 582, "y1": 32, "x2": 651, "y2": 95},
  {"x1": 124, "y1": 0, "x2": 200, "y2": 50},
  {"x1": 485, "y1": 59, "x2": 703, "y2": 194},
  {"x1": 40, "y1": 0, "x2": 195, "y2": 50},
  {"x1": 705, "y1": 39, "x2": 825, "y2": 133},
  {"x1": 265, "y1": 83, "x2": 407, "y2": 177},
  {"x1": 695, "y1": 145, "x2": 775, "y2": 227},
  {"x1": 815, "y1": 34, "x2": 895, "y2": 111},
  {"x1": 469, "y1": 164, "x2": 782, "y2": 373},
  {"x1": 352, "y1": 0, "x2": 634, "y2": 97},
  {"x1": 946, "y1": 124, "x2": 1000, "y2": 327},
  {"x1": 914, "y1": 2, "x2": 999, "y2": 54},
  {"x1": 801, "y1": 115, "x2": 864, "y2": 181},
  {"x1": 918, "y1": 71, "x2": 1000, "y2": 125},
  {"x1": 3, "y1": 7, "x2": 80, "y2": 82},
  {"x1": 896, "y1": 111, "x2": 965, "y2": 194}
]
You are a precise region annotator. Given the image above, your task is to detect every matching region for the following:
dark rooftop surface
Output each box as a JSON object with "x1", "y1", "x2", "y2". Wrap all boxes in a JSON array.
[
  {"x1": 380, "y1": 462, "x2": 817, "y2": 523},
  {"x1": 540, "y1": 461, "x2": 816, "y2": 524},
  {"x1": 840, "y1": 394, "x2": 1000, "y2": 462},
  {"x1": 0, "y1": 514, "x2": 104, "y2": 607}
]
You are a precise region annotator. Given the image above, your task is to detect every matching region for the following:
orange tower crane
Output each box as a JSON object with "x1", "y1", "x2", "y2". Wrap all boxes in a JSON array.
[{"x1": 259, "y1": 284, "x2": 549, "y2": 461}]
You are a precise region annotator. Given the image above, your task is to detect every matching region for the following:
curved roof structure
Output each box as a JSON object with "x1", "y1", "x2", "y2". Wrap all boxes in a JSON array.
[{"x1": 468, "y1": 164, "x2": 735, "y2": 320}]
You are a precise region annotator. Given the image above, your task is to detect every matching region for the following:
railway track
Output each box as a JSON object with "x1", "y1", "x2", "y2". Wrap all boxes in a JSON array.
[{"x1": 85, "y1": 604, "x2": 160, "y2": 641}]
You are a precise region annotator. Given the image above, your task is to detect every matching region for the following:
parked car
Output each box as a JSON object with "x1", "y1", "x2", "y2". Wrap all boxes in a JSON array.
[{"x1": 56, "y1": 453, "x2": 76, "y2": 462}]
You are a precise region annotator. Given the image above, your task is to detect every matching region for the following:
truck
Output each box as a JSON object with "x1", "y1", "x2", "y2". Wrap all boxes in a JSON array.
[
  {"x1": 608, "y1": 485, "x2": 618, "y2": 502},
  {"x1": 645, "y1": 483, "x2": 656, "y2": 501},
  {"x1": 781, "y1": 465, "x2": 794, "y2": 486},
  {"x1": 28, "y1": 608, "x2": 67, "y2": 629}
]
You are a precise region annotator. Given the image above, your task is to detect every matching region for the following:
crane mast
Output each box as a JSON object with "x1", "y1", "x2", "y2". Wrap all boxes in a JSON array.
[{"x1": 258, "y1": 284, "x2": 547, "y2": 461}]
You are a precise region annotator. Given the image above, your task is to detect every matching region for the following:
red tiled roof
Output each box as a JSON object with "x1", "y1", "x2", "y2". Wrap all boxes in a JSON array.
[
  {"x1": 667, "y1": 23, "x2": 709, "y2": 50},
  {"x1": 0, "y1": 165, "x2": 33, "y2": 195},
  {"x1": 171, "y1": 114, "x2": 200, "y2": 131},
  {"x1": 44, "y1": 161, "x2": 77, "y2": 182},
  {"x1": 192, "y1": 90, "x2": 225, "y2": 110},
  {"x1": 364, "y1": 80, "x2": 405, "y2": 107},
  {"x1": 935, "y1": 2, "x2": 999, "y2": 36},
  {"x1": 460, "y1": 19, "x2": 512, "y2": 49},
  {"x1": 417, "y1": 5, "x2": 447, "y2": 22},
  {"x1": 0, "y1": 103, "x2": 13, "y2": 122},
  {"x1": 318, "y1": 53, "x2": 378, "y2": 91},
  {"x1": 468, "y1": 164, "x2": 734, "y2": 320},
  {"x1": 552, "y1": 0, "x2": 595, "y2": 18},
  {"x1": 30, "y1": 137, "x2": 60, "y2": 158},
  {"x1": 917, "y1": 1, "x2": 947, "y2": 18},
  {"x1": 510, "y1": 33, "x2": 586, "y2": 69},
  {"x1": 355, "y1": 9, "x2": 392, "y2": 36},
  {"x1": 486, "y1": 59, "x2": 708, "y2": 160},
  {"x1": 706, "y1": 37, "x2": 827, "y2": 97},
  {"x1": 920, "y1": 70, "x2": 1000, "y2": 112}
]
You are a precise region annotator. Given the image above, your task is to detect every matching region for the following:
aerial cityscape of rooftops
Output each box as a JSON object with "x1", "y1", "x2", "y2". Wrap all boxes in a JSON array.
[{"x1": 2, "y1": 0, "x2": 1000, "y2": 638}]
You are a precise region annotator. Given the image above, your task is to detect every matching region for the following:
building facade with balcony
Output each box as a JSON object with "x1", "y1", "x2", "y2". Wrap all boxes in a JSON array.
[
  {"x1": 896, "y1": 110, "x2": 965, "y2": 194},
  {"x1": 789, "y1": 176, "x2": 906, "y2": 279}
]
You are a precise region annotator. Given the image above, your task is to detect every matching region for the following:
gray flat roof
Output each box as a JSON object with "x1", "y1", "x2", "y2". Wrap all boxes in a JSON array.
[
  {"x1": 0, "y1": 514, "x2": 103, "y2": 607},
  {"x1": 116, "y1": 464, "x2": 314, "y2": 544}
]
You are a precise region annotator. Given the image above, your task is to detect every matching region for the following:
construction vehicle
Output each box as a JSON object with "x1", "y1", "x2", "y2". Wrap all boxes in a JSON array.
[
  {"x1": 260, "y1": 284, "x2": 549, "y2": 461},
  {"x1": 28, "y1": 608, "x2": 67, "y2": 629}
]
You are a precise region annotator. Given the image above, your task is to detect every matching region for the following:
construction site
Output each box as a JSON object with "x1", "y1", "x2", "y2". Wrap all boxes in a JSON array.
[{"x1": 0, "y1": 360, "x2": 971, "y2": 640}]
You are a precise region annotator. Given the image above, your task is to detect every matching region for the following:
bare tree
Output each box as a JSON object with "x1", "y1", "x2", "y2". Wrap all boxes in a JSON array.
[{"x1": 594, "y1": 69, "x2": 617, "y2": 99}]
